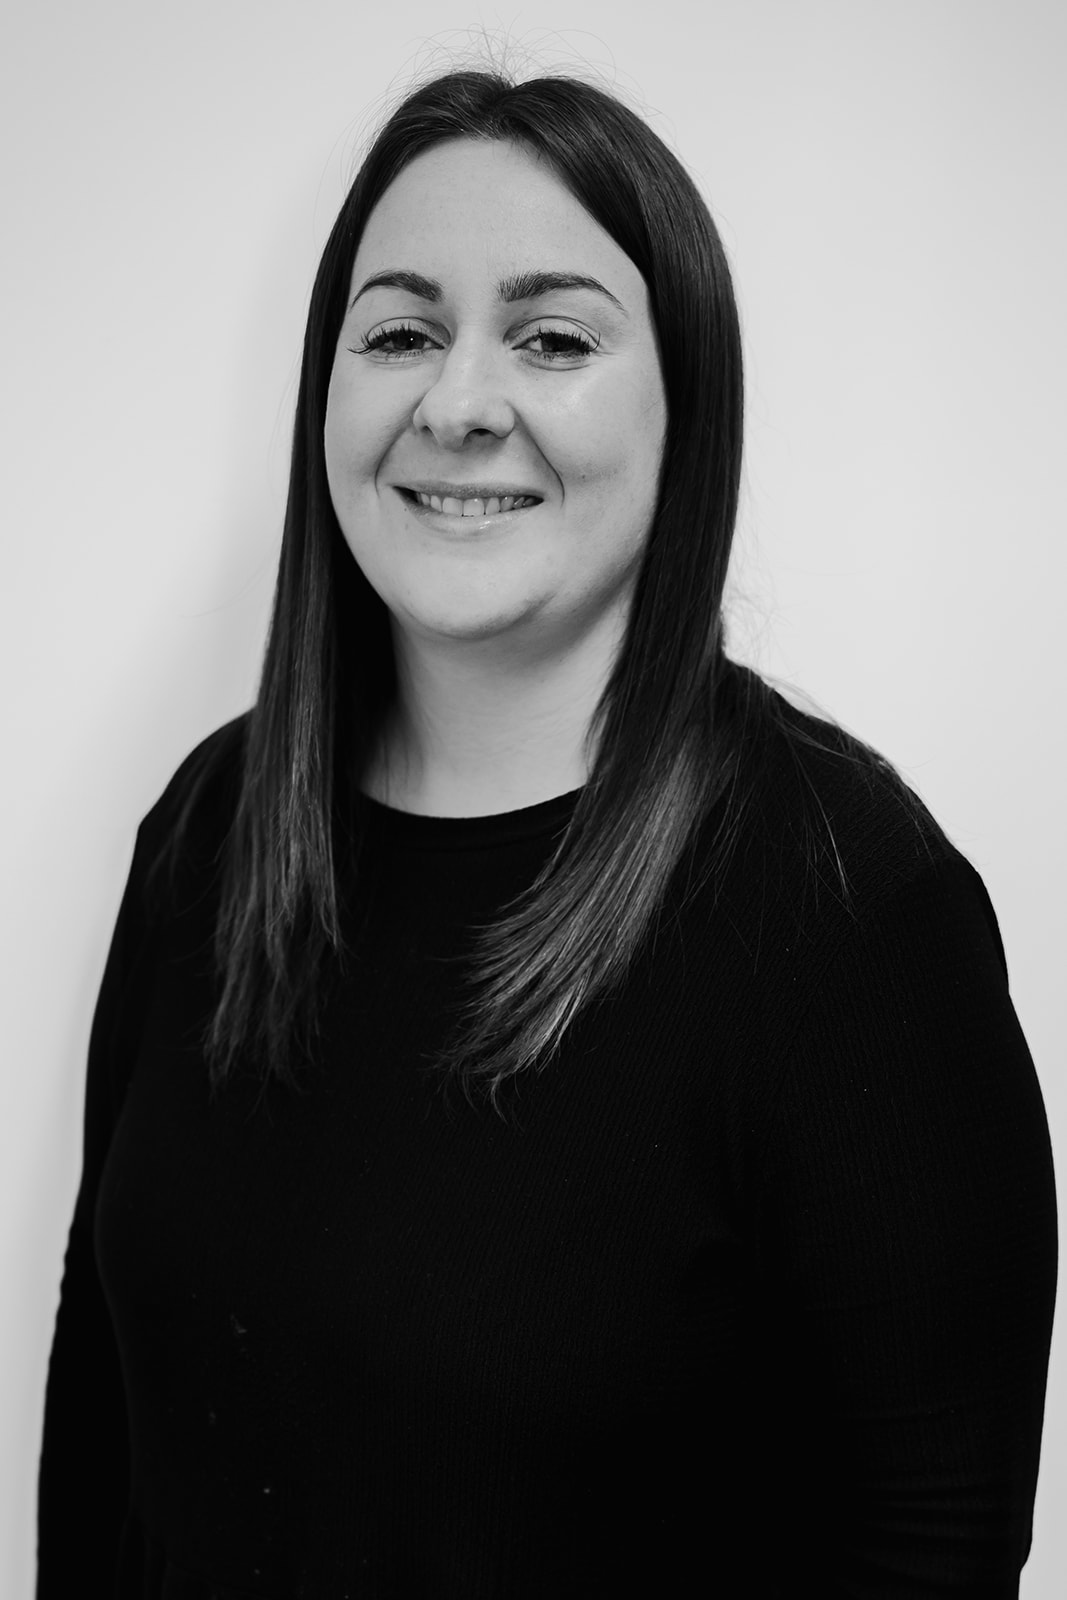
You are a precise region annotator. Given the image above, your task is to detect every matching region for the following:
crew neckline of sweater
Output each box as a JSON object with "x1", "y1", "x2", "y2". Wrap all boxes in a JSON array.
[{"x1": 358, "y1": 785, "x2": 582, "y2": 852}]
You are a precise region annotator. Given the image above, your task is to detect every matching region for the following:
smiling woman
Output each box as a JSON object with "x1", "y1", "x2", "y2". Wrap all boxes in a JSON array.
[
  {"x1": 37, "y1": 64, "x2": 1056, "y2": 1600},
  {"x1": 324, "y1": 137, "x2": 666, "y2": 812}
]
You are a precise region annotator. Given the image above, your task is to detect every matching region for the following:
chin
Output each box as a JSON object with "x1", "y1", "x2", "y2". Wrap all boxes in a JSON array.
[{"x1": 407, "y1": 601, "x2": 546, "y2": 647}]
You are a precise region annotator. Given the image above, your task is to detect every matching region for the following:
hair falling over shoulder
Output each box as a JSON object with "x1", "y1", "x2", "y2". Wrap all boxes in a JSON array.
[{"x1": 168, "y1": 66, "x2": 837, "y2": 1110}]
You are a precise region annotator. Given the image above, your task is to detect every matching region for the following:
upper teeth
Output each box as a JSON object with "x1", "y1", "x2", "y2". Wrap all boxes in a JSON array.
[{"x1": 413, "y1": 491, "x2": 538, "y2": 516}]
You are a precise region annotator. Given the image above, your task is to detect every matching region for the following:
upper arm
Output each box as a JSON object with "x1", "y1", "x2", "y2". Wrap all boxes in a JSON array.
[
  {"x1": 760, "y1": 857, "x2": 1057, "y2": 1595},
  {"x1": 38, "y1": 821, "x2": 157, "y2": 1592}
]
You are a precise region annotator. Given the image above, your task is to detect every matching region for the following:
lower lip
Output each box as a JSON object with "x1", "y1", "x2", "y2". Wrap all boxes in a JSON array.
[{"x1": 395, "y1": 490, "x2": 540, "y2": 534}]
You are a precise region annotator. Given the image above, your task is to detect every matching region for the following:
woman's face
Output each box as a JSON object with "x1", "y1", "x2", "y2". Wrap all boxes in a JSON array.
[{"x1": 324, "y1": 138, "x2": 667, "y2": 657}]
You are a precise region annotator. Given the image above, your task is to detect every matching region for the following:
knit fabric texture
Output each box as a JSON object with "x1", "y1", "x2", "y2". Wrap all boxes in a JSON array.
[{"x1": 38, "y1": 687, "x2": 1058, "y2": 1598}]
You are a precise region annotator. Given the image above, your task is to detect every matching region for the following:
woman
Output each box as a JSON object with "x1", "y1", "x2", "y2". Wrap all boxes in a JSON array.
[{"x1": 38, "y1": 67, "x2": 1057, "y2": 1598}]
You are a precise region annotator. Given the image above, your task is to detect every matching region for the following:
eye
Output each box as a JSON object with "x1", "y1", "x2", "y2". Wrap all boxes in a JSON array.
[
  {"x1": 351, "y1": 322, "x2": 440, "y2": 361},
  {"x1": 518, "y1": 323, "x2": 599, "y2": 363}
]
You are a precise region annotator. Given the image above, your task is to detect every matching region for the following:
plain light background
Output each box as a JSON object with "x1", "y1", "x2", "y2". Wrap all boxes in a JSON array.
[{"x1": 2, "y1": 1, "x2": 1063, "y2": 1591}]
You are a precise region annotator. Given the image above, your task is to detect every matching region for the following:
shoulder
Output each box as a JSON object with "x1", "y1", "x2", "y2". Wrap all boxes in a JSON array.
[
  {"x1": 133, "y1": 712, "x2": 250, "y2": 908},
  {"x1": 142, "y1": 712, "x2": 248, "y2": 842},
  {"x1": 702, "y1": 664, "x2": 1005, "y2": 981},
  {"x1": 727, "y1": 666, "x2": 954, "y2": 904},
  {"x1": 678, "y1": 670, "x2": 1027, "y2": 1141},
  {"x1": 79, "y1": 716, "x2": 250, "y2": 1067}
]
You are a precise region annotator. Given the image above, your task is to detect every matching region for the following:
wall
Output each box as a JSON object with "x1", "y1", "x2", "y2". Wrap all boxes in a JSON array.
[{"x1": 3, "y1": 1, "x2": 1063, "y2": 1591}]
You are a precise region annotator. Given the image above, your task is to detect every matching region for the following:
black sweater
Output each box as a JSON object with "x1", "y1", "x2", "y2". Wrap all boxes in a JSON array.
[{"x1": 38, "y1": 690, "x2": 1057, "y2": 1598}]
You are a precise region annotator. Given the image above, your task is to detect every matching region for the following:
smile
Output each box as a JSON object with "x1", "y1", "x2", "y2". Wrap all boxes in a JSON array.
[{"x1": 397, "y1": 486, "x2": 543, "y2": 519}]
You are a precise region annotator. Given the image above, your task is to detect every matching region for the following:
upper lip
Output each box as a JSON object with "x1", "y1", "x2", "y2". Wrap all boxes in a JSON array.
[{"x1": 396, "y1": 481, "x2": 544, "y2": 502}]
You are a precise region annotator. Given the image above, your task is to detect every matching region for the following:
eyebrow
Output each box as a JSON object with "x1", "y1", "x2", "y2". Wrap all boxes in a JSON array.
[{"x1": 348, "y1": 268, "x2": 628, "y2": 316}]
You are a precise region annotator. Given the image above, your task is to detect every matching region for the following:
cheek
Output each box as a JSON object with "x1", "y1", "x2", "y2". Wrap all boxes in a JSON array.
[
  {"x1": 324, "y1": 368, "x2": 406, "y2": 501},
  {"x1": 323, "y1": 369, "x2": 358, "y2": 499},
  {"x1": 548, "y1": 374, "x2": 664, "y2": 502},
  {"x1": 559, "y1": 428, "x2": 661, "y2": 525}
]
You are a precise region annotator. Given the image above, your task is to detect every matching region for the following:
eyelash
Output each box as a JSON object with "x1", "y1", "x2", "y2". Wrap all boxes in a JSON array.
[{"x1": 352, "y1": 321, "x2": 598, "y2": 363}]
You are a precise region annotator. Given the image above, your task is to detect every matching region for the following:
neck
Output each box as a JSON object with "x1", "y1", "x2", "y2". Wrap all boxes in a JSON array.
[{"x1": 364, "y1": 614, "x2": 624, "y2": 817}]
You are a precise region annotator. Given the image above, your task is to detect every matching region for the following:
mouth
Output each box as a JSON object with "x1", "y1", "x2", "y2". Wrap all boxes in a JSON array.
[{"x1": 395, "y1": 485, "x2": 543, "y2": 519}]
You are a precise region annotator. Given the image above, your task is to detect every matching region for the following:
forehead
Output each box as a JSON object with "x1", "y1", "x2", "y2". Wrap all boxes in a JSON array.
[{"x1": 351, "y1": 138, "x2": 642, "y2": 295}]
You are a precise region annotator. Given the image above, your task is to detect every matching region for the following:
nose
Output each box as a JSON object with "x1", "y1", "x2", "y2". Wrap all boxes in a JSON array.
[{"x1": 411, "y1": 338, "x2": 516, "y2": 448}]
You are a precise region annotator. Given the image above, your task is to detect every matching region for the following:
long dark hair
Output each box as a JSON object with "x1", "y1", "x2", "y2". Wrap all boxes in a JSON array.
[{"x1": 191, "y1": 67, "x2": 759, "y2": 1104}]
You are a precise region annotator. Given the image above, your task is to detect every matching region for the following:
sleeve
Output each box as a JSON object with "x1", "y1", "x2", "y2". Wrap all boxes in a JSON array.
[
  {"x1": 758, "y1": 853, "x2": 1058, "y2": 1597},
  {"x1": 36, "y1": 820, "x2": 159, "y2": 1595}
]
